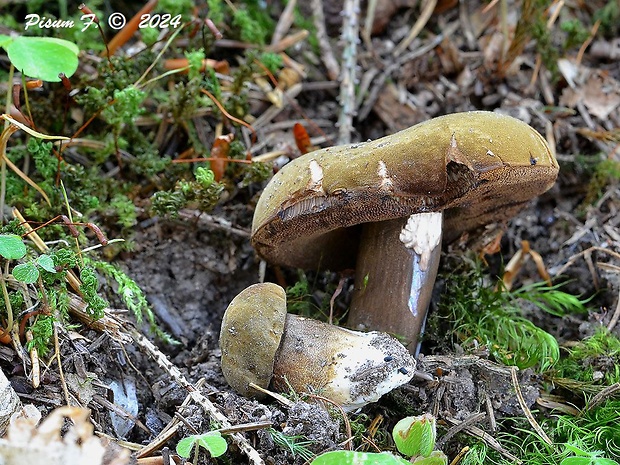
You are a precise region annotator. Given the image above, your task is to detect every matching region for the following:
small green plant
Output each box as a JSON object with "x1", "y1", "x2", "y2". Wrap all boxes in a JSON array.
[
  {"x1": 392, "y1": 414, "x2": 437, "y2": 459},
  {"x1": 176, "y1": 431, "x2": 227, "y2": 460},
  {"x1": 437, "y1": 257, "x2": 587, "y2": 370},
  {"x1": 560, "y1": 443, "x2": 619, "y2": 465},
  {"x1": 12, "y1": 253, "x2": 56, "y2": 284},
  {"x1": 0, "y1": 234, "x2": 26, "y2": 260},
  {"x1": 268, "y1": 428, "x2": 315, "y2": 461},
  {"x1": 311, "y1": 451, "x2": 409, "y2": 465},
  {"x1": 582, "y1": 159, "x2": 620, "y2": 207},
  {"x1": 0, "y1": 35, "x2": 78, "y2": 82},
  {"x1": 312, "y1": 414, "x2": 447, "y2": 465}
]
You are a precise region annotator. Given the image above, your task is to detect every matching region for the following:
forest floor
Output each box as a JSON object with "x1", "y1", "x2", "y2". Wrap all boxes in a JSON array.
[{"x1": 0, "y1": 1, "x2": 619, "y2": 464}]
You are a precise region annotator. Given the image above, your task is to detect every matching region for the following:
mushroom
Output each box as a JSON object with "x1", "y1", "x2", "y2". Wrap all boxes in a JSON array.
[
  {"x1": 251, "y1": 111, "x2": 559, "y2": 351},
  {"x1": 219, "y1": 283, "x2": 415, "y2": 411}
]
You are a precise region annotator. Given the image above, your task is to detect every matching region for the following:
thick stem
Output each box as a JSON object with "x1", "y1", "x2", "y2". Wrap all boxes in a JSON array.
[
  {"x1": 272, "y1": 314, "x2": 415, "y2": 411},
  {"x1": 348, "y1": 213, "x2": 442, "y2": 353}
]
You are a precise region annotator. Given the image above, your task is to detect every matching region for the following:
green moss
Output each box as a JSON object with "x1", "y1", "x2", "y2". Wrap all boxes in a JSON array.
[
  {"x1": 560, "y1": 19, "x2": 591, "y2": 50},
  {"x1": 583, "y1": 159, "x2": 620, "y2": 207},
  {"x1": 435, "y1": 257, "x2": 586, "y2": 371},
  {"x1": 594, "y1": 1, "x2": 620, "y2": 37}
]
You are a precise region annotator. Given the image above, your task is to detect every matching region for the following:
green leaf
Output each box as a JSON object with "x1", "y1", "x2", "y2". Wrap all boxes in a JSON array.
[
  {"x1": 392, "y1": 414, "x2": 437, "y2": 458},
  {"x1": 36, "y1": 255, "x2": 56, "y2": 273},
  {"x1": 412, "y1": 451, "x2": 448, "y2": 465},
  {"x1": 13, "y1": 262, "x2": 39, "y2": 284},
  {"x1": 561, "y1": 458, "x2": 590, "y2": 465},
  {"x1": 6, "y1": 36, "x2": 79, "y2": 82},
  {"x1": 563, "y1": 444, "x2": 589, "y2": 456},
  {"x1": 176, "y1": 432, "x2": 227, "y2": 459},
  {"x1": 176, "y1": 436, "x2": 197, "y2": 458},
  {"x1": 0, "y1": 234, "x2": 27, "y2": 260},
  {"x1": 311, "y1": 451, "x2": 410, "y2": 465},
  {"x1": 197, "y1": 432, "x2": 227, "y2": 457},
  {"x1": 0, "y1": 35, "x2": 12, "y2": 48}
]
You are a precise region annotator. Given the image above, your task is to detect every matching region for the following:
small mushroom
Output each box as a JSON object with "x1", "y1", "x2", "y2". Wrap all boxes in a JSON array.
[
  {"x1": 251, "y1": 111, "x2": 559, "y2": 351},
  {"x1": 219, "y1": 283, "x2": 415, "y2": 411}
]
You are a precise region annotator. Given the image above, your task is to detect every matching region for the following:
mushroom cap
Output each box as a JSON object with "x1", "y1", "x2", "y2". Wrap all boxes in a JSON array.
[
  {"x1": 219, "y1": 283, "x2": 287, "y2": 398},
  {"x1": 252, "y1": 111, "x2": 558, "y2": 270}
]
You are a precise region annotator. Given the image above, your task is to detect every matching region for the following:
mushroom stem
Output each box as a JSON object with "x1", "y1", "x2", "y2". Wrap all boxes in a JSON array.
[{"x1": 348, "y1": 212, "x2": 443, "y2": 353}]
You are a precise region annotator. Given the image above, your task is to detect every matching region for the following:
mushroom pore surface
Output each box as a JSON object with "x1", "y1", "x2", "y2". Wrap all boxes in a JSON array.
[{"x1": 251, "y1": 111, "x2": 558, "y2": 270}]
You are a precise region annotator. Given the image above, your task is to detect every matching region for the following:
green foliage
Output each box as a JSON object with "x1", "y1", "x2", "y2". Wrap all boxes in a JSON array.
[
  {"x1": 560, "y1": 19, "x2": 591, "y2": 50},
  {"x1": 555, "y1": 328, "x2": 620, "y2": 385},
  {"x1": 79, "y1": 267, "x2": 107, "y2": 320},
  {"x1": 437, "y1": 257, "x2": 586, "y2": 371},
  {"x1": 311, "y1": 451, "x2": 409, "y2": 465},
  {"x1": 292, "y1": 1, "x2": 319, "y2": 52},
  {"x1": 239, "y1": 160, "x2": 272, "y2": 187},
  {"x1": 176, "y1": 431, "x2": 227, "y2": 459},
  {"x1": 0, "y1": 35, "x2": 79, "y2": 81},
  {"x1": 0, "y1": 234, "x2": 27, "y2": 260},
  {"x1": 557, "y1": 402, "x2": 620, "y2": 456},
  {"x1": 594, "y1": 1, "x2": 620, "y2": 37},
  {"x1": 151, "y1": 168, "x2": 224, "y2": 217},
  {"x1": 268, "y1": 429, "x2": 315, "y2": 461},
  {"x1": 285, "y1": 272, "x2": 313, "y2": 316},
  {"x1": 186, "y1": 49, "x2": 206, "y2": 81},
  {"x1": 109, "y1": 194, "x2": 137, "y2": 229},
  {"x1": 28, "y1": 139, "x2": 57, "y2": 179},
  {"x1": 158, "y1": 0, "x2": 194, "y2": 19},
  {"x1": 87, "y1": 259, "x2": 176, "y2": 344},
  {"x1": 102, "y1": 87, "x2": 146, "y2": 127},
  {"x1": 13, "y1": 254, "x2": 56, "y2": 284},
  {"x1": 26, "y1": 315, "x2": 54, "y2": 357},
  {"x1": 561, "y1": 443, "x2": 619, "y2": 465},
  {"x1": 392, "y1": 414, "x2": 437, "y2": 458},
  {"x1": 259, "y1": 52, "x2": 283, "y2": 75},
  {"x1": 583, "y1": 159, "x2": 620, "y2": 207},
  {"x1": 207, "y1": 0, "x2": 225, "y2": 25},
  {"x1": 232, "y1": 6, "x2": 273, "y2": 45}
]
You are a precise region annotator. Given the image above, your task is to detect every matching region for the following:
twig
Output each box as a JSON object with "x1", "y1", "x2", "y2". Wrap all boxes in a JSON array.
[
  {"x1": 553, "y1": 246, "x2": 620, "y2": 277},
  {"x1": 444, "y1": 417, "x2": 521, "y2": 463},
  {"x1": 582, "y1": 382, "x2": 620, "y2": 413},
  {"x1": 177, "y1": 209, "x2": 251, "y2": 238},
  {"x1": 510, "y1": 367, "x2": 552, "y2": 445},
  {"x1": 362, "y1": 0, "x2": 377, "y2": 50},
  {"x1": 606, "y1": 283, "x2": 620, "y2": 332},
  {"x1": 358, "y1": 23, "x2": 457, "y2": 121},
  {"x1": 271, "y1": 0, "x2": 297, "y2": 46},
  {"x1": 437, "y1": 412, "x2": 486, "y2": 448},
  {"x1": 128, "y1": 327, "x2": 265, "y2": 465},
  {"x1": 311, "y1": 0, "x2": 340, "y2": 81},
  {"x1": 337, "y1": 0, "x2": 360, "y2": 144},
  {"x1": 393, "y1": 0, "x2": 438, "y2": 57},
  {"x1": 53, "y1": 322, "x2": 71, "y2": 406}
]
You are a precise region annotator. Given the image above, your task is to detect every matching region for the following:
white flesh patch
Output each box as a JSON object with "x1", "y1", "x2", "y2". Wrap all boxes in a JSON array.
[
  {"x1": 377, "y1": 160, "x2": 393, "y2": 190},
  {"x1": 399, "y1": 211, "x2": 443, "y2": 271},
  {"x1": 327, "y1": 329, "x2": 415, "y2": 411},
  {"x1": 307, "y1": 159, "x2": 324, "y2": 193}
]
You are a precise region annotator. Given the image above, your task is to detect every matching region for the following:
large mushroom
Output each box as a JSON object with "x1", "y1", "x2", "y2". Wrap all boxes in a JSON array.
[
  {"x1": 219, "y1": 283, "x2": 415, "y2": 411},
  {"x1": 251, "y1": 111, "x2": 558, "y2": 352}
]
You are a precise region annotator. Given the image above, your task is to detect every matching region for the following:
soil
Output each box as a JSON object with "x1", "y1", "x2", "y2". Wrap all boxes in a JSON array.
[{"x1": 1, "y1": 0, "x2": 619, "y2": 464}]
